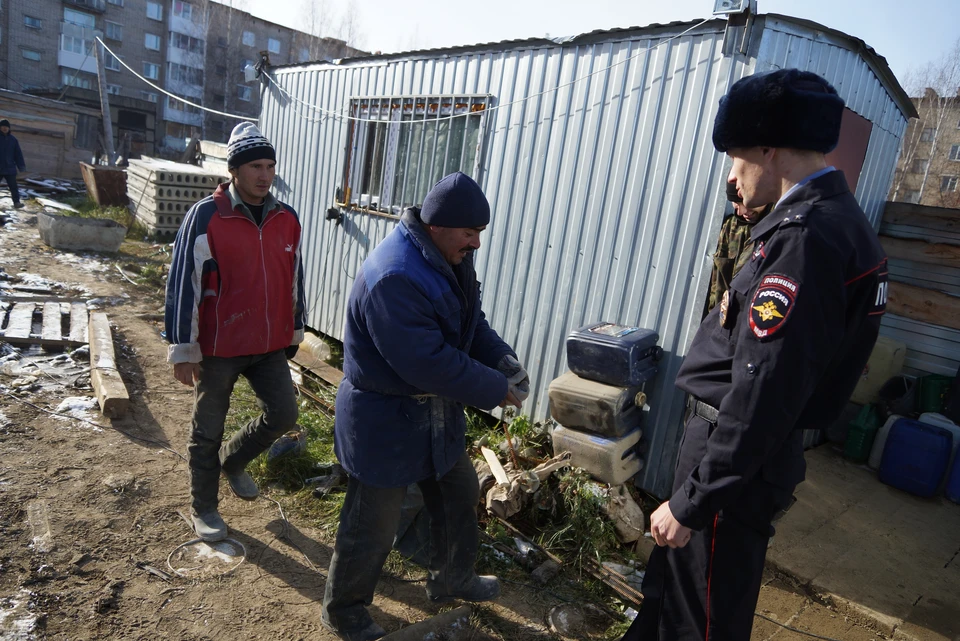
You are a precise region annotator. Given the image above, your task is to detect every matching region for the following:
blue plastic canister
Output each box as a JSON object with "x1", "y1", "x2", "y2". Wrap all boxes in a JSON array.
[
  {"x1": 947, "y1": 456, "x2": 960, "y2": 504},
  {"x1": 878, "y1": 418, "x2": 953, "y2": 498},
  {"x1": 566, "y1": 323, "x2": 661, "y2": 387}
]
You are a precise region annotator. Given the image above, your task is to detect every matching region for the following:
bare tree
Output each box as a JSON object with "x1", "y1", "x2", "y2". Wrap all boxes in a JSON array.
[
  {"x1": 337, "y1": 0, "x2": 365, "y2": 51},
  {"x1": 891, "y1": 39, "x2": 960, "y2": 208}
]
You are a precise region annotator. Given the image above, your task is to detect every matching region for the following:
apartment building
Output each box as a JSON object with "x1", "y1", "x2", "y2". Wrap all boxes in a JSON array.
[
  {"x1": 0, "y1": 0, "x2": 359, "y2": 154},
  {"x1": 889, "y1": 88, "x2": 960, "y2": 209}
]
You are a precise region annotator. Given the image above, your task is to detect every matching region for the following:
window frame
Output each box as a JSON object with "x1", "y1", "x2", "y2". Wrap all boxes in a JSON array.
[
  {"x1": 105, "y1": 20, "x2": 123, "y2": 41},
  {"x1": 146, "y1": 1, "x2": 163, "y2": 21},
  {"x1": 341, "y1": 95, "x2": 492, "y2": 215},
  {"x1": 951, "y1": 144, "x2": 960, "y2": 162},
  {"x1": 144, "y1": 32, "x2": 161, "y2": 50},
  {"x1": 920, "y1": 127, "x2": 935, "y2": 142},
  {"x1": 941, "y1": 176, "x2": 958, "y2": 193},
  {"x1": 909, "y1": 158, "x2": 929, "y2": 174},
  {"x1": 237, "y1": 84, "x2": 252, "y2": 102},
  {"x1": 242, "y1": 31, "x2": 255, "y2": 46},
  {"x1": 143, "y1": 61, "x2": 160, "y2": 80},
  {"x1": 106, "y1": 83, "x2": 122, "y2": 96},
  {"x1": 903, "y1": 189, "x2": 921, "y2": 204},
  {"x1": 268, "y1": 38, "x2": 281, "y2": 54},
  {"x1": 23, "y1": 15, "x2": 42, "y2": 29},
  {"x1": 63, "y1": 8, "x2": 96, "y2": 29},
  {"x1": 21, "y1": 48, "x2": 42, "y2": 62},
  {"x1": 107, "y1": 0, "x2": 125, "y2": 5},
  {"x1": 104, "y1": 52, "x2": 121, "y2": 71},
  {"x1": 173, "y1": 1, "x2": 193, "y2": 21}
]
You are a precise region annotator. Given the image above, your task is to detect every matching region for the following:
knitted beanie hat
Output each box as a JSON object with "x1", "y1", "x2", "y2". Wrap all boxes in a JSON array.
[
  {"x1": 0, "y1": 120, "x2": 9, "y2": 128},
  {"x1": 227, "y1": 122, "x2": 275, "y2": 169},
  {"x1": 420, "y1": 172, "x2": 490, "y2": 228}
]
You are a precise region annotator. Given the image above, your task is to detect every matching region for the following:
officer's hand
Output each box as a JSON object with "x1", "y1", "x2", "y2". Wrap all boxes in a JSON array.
[
  {"x1": 650, "y1": 502, "x2": 692, "y2": 548},
  {"x1": 173, "y1": 362, "x2": 200, "y2": 387},
  {"x1": 498, "y1": 355, "x2": 530, "y2": 403},
  {"x1": 284, "y1": 344, "x2": 300, "y2": 360}
]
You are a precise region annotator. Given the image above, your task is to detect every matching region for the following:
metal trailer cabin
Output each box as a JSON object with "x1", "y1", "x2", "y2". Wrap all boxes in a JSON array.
[{"x1": 257, "y1": 13, "x2": 915, "y2": 497}]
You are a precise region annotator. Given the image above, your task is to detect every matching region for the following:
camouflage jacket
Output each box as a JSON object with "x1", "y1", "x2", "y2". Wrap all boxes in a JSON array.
[{"x1": 705, "y1": 214, "x2": 755, "y2": 315}]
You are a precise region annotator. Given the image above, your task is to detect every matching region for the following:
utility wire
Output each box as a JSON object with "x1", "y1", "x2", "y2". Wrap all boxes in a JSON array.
[
  {"x1": 261, "y1": 18, "x2": 713, "y2": 125},
  {"x1": 95, "y1": 37, "x2": 257, "y2": 122}
]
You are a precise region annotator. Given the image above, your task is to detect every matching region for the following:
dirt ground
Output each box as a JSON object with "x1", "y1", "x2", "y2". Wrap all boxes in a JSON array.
[{"x1": 0, "y1": 201, "x2": 893, "y2": 641}]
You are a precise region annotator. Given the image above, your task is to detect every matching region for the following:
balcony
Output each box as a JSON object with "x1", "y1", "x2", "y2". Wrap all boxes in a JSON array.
[{"x1": 63, "y1": 0, "x2": 106, "y2": 13}]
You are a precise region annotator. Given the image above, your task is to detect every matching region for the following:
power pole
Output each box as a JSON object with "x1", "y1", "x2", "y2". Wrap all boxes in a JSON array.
[{"x1": 94, "y1": 39, "x2": 117, "y2": 165}]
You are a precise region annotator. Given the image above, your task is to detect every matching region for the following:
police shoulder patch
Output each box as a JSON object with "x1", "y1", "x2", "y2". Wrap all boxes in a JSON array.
[{"x1": 749, "y1": 274, "x2": 799, "y2": 340}]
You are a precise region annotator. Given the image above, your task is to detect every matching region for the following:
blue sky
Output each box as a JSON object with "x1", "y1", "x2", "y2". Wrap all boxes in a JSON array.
[{"x1": 253, "y1": 0, "x2": 958, "y2": 91}]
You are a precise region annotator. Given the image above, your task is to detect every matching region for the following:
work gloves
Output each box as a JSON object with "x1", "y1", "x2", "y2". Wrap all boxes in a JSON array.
[{"x1": 497, "y1": 354, "x2": 530, "y2": 403}]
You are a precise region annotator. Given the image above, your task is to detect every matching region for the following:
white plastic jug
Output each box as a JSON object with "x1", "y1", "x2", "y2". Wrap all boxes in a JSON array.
[{"x1": 869, "y1": 414, "x2": 901, "y2": 470}]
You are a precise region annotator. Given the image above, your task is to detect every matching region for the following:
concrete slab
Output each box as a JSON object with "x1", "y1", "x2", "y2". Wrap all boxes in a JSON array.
[{"x1": 767, "y1": 446, "x2": 960, "y2": 641}]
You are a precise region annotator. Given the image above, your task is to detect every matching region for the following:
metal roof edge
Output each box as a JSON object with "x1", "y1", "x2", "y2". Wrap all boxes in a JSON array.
[{"x1": 765, "y1": 13, "x2": 918, "y2": 120}]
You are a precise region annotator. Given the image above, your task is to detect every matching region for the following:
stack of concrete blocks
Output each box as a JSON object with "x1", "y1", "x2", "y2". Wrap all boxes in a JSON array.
[
  {"x1": 126, "y1": 157, "x2": 227, "y2": 238},
  {"x1": 199, "y1": 140, "x2": 230, "y2": 176}
]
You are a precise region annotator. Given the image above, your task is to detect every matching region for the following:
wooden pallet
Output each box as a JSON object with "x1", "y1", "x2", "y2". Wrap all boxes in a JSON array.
[{"x1": 0, "y1": 300, "x2": 88, "y2": 347}]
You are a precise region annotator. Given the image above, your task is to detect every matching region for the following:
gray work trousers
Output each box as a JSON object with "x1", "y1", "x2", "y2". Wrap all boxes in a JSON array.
[
  {"x1": 322, "y1": 453, "x2": 480, "y2": 633},
  {"x1": 187, "y1": 349, "x2": 298, "y2": 514}
]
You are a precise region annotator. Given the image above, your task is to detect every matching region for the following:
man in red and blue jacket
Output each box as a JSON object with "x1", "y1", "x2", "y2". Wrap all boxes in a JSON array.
[{"x1": 165, "y1": 122, "x2": 305, "y2": 542}]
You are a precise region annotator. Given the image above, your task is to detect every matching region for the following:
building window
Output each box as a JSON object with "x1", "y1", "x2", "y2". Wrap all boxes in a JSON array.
[
  {"x1": 213, "y1": 93, "x2": 225, "y2": 104},
  {"x1": 167, "y1": 96, "x2": 201, "y2": 115},
  {"x1": 173, "y1": 1, "x2": 193, "y2": 21},
  {"x1": 218, "y1": 36, "x2": 228, "y2": 47},
  {"x1": 909, "y1": 158, "x2": 929, "y2": 174},
  {"x1": 62, "y1": 72, "x2": 94, "y2": 90},
  {"x1": 104, "y1": 52, "x2": 121, "y2": 71},
  {"x1": 64, "y1": 8, "x2": 96, "y2": 29},
  {"x1": 242, "y1": 31, "x2": 255, "y2": 46},
  {"x1": 299, "y1": 47, "x2": 310, "y2": 62},
  {"x1": 21, "y1": 49, "x2": 41, "y2": 62},
  {"x1": 268, "y1": 38, "x2": 281, "y2": 54},
  {"x1": 107, "y1": 0, "x2": 125, "y2": 5},
  {"x1": 903, "y1": 190, "x2": 921, "y2": 204},
  {"x1": 241, "y1": 58, "x2": 253, "y2": 71},
  {"x1": 23, "y1": 16, "x2": 42, "y2": 29},
  {"x1": 215, "y1": 65, "x2": 226, "y2": 76},
  {"x1": 61, "y1": 34, "x2": 93, "y2": 55},
  {"x1": 106, "y1": 84, "x2": 122, "y2": 95},
  {"x1": 167, "y1": 62, "x2": 203, "y2": 86},
  {"x1": 342, "y1": 96, "x2": 491, "y2": 212},
  {"x1": 143, "y1": 62, "x2": 160, "y2": 80},
  {"x1": 144, "y1": 33, "x2": 161, "y2": 50},
  {"x1": 105, "y1": 21, "x2": 123, "y2": 41},
  {"x1": 237, "y1": 85, "x2": 251, "y2": 101},
  {"x1": 141, "y1": 91, "x2": 159, "y2": 103},
  {"x1": 951, "y1": 144, "x2": 960, "y2": 161},
  {"x1": 169, "y1": 32, "x2": 204, "y2": 55},
  {"x1": 146, "y1": 1, "x2": 163, "y2": 21},
  {"x1": 942, "y1": 176, "x2": 958, "y2": 193},
  {"x1": 920, "y1": 127, "x2": 935, "y2": 142}
]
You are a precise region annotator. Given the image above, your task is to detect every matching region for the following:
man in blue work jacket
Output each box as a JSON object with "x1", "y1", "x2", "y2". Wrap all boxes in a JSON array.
[
  {"x1": 322, "y1": 172, "x2": 529, "y2": 641},
  {"x1": 623, "y1": 69, "x2": 888, "y2": 640}
]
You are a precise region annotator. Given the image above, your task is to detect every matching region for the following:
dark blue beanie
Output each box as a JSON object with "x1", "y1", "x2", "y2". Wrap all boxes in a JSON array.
[
  {"x1": 713, "y1": 69, "x2": 845, "y2": 153},
  {"x1": 420, "y1": 172, "x2": 490, "y2": 228}
]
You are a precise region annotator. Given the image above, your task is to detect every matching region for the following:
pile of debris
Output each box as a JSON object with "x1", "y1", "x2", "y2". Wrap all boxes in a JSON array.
[{"x1": 126, "y1": 158, "x2": 227, "y2": 238}]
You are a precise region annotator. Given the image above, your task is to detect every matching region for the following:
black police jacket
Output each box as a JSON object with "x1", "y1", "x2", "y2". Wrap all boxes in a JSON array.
[{"x1": 670, "y1": 170, "x2": 888, "y2": 530}]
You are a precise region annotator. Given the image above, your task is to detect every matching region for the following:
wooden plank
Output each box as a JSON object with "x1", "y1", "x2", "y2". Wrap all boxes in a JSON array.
[
  {"x1": 41, "y1": 302, "x2": 62, "y2": 342},
  {"x1": 89, "y1": 312, "x2": 129, "y2": 418},
  {"x1": 880, "y1": 235, "x2": 960, "y2": 269},
  {"x1": 0, "y1": 295, "x2": 86, "y2": 304},
  {"x1": 291, "y1": 352, "x2": 344, "y2": 387},
  {"x1": 887, "y1": 282, "x2": 960, "y2": 332},
  {"x1": 882, "y1": 201, "x2": 960, "y2": 235},
  {"x1": 3, "y1": 303, "x2": 35, "y2": 339},
  {"x1": 0, "y1": 335, "x2": 85, "y2": 348},
  {"x1": 69, "y1": 303, "x2": 88, "y2": 344}
]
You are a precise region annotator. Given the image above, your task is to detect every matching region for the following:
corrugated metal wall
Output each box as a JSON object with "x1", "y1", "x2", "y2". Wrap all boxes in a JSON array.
[{"x1": 259, "y1": 18, "x2": 909, "y2": 496}]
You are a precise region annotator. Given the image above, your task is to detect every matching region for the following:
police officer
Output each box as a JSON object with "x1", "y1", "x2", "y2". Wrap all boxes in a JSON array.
[
  {"x1": 622, "y1": 69, "x2": 888, "y2": 641},
  {"x1": 704, "y1": 182, "x2": 773, "y2": 315}
]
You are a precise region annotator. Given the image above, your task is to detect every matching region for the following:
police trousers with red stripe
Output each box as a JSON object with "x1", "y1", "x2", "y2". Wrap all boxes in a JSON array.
[{"x1": 621, "y1": 416, "x2": 796, "y2": 641}]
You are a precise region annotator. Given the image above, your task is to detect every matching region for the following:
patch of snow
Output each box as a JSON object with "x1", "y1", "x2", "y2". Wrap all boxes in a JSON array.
[
  {"x1": 14, "y1": 273, "x2": 62, "y2": 290},
  {"x1": 0, "y1": 589, "x2": 39, "y2": 640},
  {"x1": 53, "y1": 397, "x2": 100, "y2": 429},
  {"x1": 54, "y1": 252, "x2": 109, "y2": 273}
]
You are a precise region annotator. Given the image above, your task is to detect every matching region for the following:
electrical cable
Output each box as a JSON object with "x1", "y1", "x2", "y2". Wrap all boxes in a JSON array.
[
  {"x1": 0, "y1": 386, "x2": 187, "y2": 462},
  {"x1": 753, "y1": 613, "x2": 845, "y2": 641},
  {"x1": 260, "y1": 18, "x2": 713, "y2": 126},
  {"x1": 95, "y1": 38, "x2": 257, "y2": 122}
]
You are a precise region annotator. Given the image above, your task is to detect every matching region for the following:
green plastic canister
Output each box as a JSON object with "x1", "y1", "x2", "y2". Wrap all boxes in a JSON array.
[
  {"x1": 844, "y1": 404, "x2": 879, "y2": 463},
  {"x1": 917, "y1": 375, "x2": 954, "y2": 413}
]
